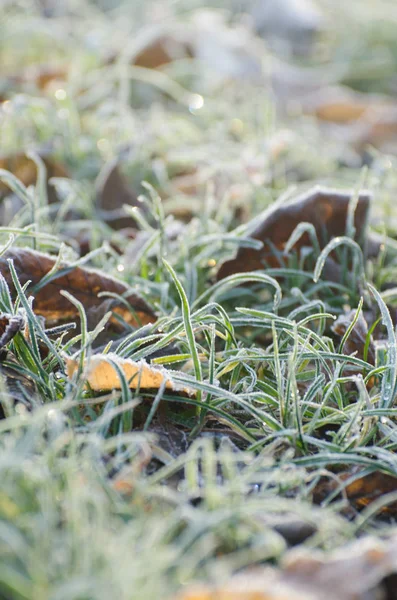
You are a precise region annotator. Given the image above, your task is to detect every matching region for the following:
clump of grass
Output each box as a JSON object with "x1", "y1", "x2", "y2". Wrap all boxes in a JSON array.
[{"x1": 2, "y1": 0, "x2": 397, "y2": 599}]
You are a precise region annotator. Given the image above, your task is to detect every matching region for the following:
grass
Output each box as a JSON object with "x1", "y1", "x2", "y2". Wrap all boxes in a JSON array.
[{"x1": 2, "y1": 0, "x2": 397, "y2": 598}]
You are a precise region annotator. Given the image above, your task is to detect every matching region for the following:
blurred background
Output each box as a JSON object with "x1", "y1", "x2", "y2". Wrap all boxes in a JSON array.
[{"x1": 1, "y1": 0, "x2": 397, "y2": 240}]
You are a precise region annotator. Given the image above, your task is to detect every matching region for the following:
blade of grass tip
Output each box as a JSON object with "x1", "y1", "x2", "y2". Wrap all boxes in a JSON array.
[
  {"x1": 346, "y1": 169, "x2": 368, "y2": 240},
  {"x1": 143, "y1": 378, "x2": 167, "y2": 432},
  {"x1": 0, "y1": 168, "x2": 36, "y2": 249},
  {"x1": 363, "y1": 316, "x2": 381, "y2": 364},
  {"x1": 106, "y1": 357, "x2": 134, "y2": 432},
  {"x1": 338, "y1": 297, "x2": 364, "y2": 355},
  {"x1": 60, "y1": 290, "x2": 88, "y2": 377},
  {"x1": 7, "y1": 260, "x2": 63, "y2": 368},
  {"x1": 368, "y1": 283, "x2": 397, "y2": 408},
  {"x1": 0, "y1": 234, "x2": 15, "y2": 258},
  {"x1": 272, "y1": 321, "x2": 285, "y2": 425},
  {"x1": 313, "y1": 236, "x2": 365, "y2": 284},
  {"x1": 190, "y1": 323, "x2": 216, "y2": 438},
  {"x1": 289, "y1": 322, "x2": 306, "y2": 451},
  {"x1": 193, "y1": 272, "x2": 282, "y2": 311},
  {"x1": 27, "y1": 150, "x2": 48, "y2": 216},
  {"x1": 163, "y1": 259, "x2": 203, "y2": 406},
  {"x1": 283, "y1": 222, "x2": 321, "y2": 258},
  {"x1": 0, "y1": 273, "x2": 14, "y2": 313},
  {"x1": 31, "y1": 242, "x2": 67, "y2": 293},
  {"x1": 0, "y1": 169, "x2": 32, "y2": 206}
]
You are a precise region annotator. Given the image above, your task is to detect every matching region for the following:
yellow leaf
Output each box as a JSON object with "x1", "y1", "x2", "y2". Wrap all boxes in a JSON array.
[{"x1": 66, "y1": 353, "x2": 195, "y2": 395}]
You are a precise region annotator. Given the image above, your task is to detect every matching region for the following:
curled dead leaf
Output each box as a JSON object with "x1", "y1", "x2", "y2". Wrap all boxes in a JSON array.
[
  {"x1": 66, "y1": 353, "x2": 194, "y2": 395},
  {"x1": 0, "y1": 247, "x2": 155, "y2": 329},
  {"x1": 0, "y1": 313, "x2": 25, "y2": 349},
  {"x1": 217, "y1": 186, "x2": 371, "y2": 279}
]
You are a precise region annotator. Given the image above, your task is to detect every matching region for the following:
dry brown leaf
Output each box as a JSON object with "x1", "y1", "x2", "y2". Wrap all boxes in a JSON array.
[
  {"x1": 217, "y1": 186, "x2": 371, "y2": 280},
  {"x1": 66, "y1": 354, "x2": 194, "y2": 395},
  {"x1": 95, "y1": 160, "x2": 140, "y2": 230},
  {"x1": 22, "y1": 65, "x2": 67, "y2": 90},
  {"x1": 0, "y1": 247, "x2": 155, "y2": 328},
  {"x1": 0, "y1": 153, "x2": 69, "y2": 210},
  {"x1": 108, "y1": 16, "x2": 260, "y2": 87},
  {"x1": 0, "y1": 361, "x2": 37, "y2": 418},
  {"x1": 313, "y1": 469, "x2": 397, "y2": 516},
  {"x1": 300, "y1": 86, "x2": 392, "y2": 124},
  {"x1": 0, "y1": 313, "x2": 25, "y2": 349},
  {"x1": 2, "y1": 65, "x2": 67, "y2": 94},
  {"x1": 298, "y1": 86, "x2": 397, "y2": 152},
  {"x1": 176, "y1": 536, "x2": 397, "y2": 600},
  {"x1": 175, "y1": 568, "x2": 317, "y2": 600},
  {"x1": 133, "y1": 32, "x2": 193, "y2": 69}
]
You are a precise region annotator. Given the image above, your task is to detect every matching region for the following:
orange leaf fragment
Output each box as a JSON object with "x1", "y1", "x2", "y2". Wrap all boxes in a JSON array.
[{"x1": 66, "y1": 354, "x2": 195, "y2": 395}]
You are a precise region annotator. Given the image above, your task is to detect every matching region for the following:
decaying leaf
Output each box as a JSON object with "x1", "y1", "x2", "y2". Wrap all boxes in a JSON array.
[
  {"x1": 66, "y1": 354, "x2": 194, "y2": 395},
  {"x1": 0, "y1": 152, "x2": 69, "y2": 214},
  {"x1": 96, "y1": 160, "x2": 140, "y2": 230},
  {"x1": 110, "y1": 16, "x2": 260, "y2": 87},
  {"x1": 300, "y1": 86, "x2": 393, "y2": 124},
  {"x1": 313, "y1": 468, "x2": 397, "y2": 516},
  {"x1": 0, "y1": 362, "x2": 38, "y2": 418},
  {"x1": 132, "y1": 30, "x2": 193, "y2": 69},
  {"x1": 176, "y1": 535, "x2": 397, "y2": 600},
  {"x1": 0, "y1": 313, "x2": 25, "y2": 349},
  {"x1": 217, "y1": 186, "x2": 371, "y2": 279},
  {"x1": 294, "y1": 85, "x2": 397, "y2": 153},
  {"x1": 176, "y1": 573, "x2": 316, "y2": 600},
  {"x1": 22, "y1": 64, "x2": 67, "y2": 91},
  {"x1": 332, "y1": 309, "x2": 376, "y2": 364},
  {"x1": 1, "y1": 65, "x2": 67, "y2": 97},
  {"x1": 0, "y1": 247, "x2": 155, "y2": 328},
  {"x1": 0, "y1": 153, "x2": 68, "y2": 195}
]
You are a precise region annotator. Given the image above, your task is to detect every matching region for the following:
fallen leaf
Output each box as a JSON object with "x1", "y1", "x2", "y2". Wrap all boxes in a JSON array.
[
  {"x1": 96, "y1": 160, "x2": 140, "y2": 230},
  {"x1": 0, "y1": 313, "x2": 25, "y2": 349},
  {"x1": 2, "y1": 65, "x2": 67, "y2": 95},
  {"x1": 111, "y1": 16, "x2": 260, "y2": 87},
  {"x1": 217, "y1": 186, "x2": 371, "y2": 279},
  {"x1": 300, "y1": 86, "x2": 393, "y2": 124},
  {"x1": 343, "y1": 471, "x2": 397, "y2": 513},
  {"x1": 313, "y1": 468, "x2": 397, "y2": 516},
  {"x1": 294, "y1": 85, "x2": 397, "y2": 153},
  {"x1": 0, "y1": 247, "x2": 155, "y2": 328},
  {"x1": 176, "y1": 577, "x2": 315, "y2": 600},
  {"x1": 0, "y1": 152, "x2": 69, "y2": 211},
  {"x1": 66, "y1": 353, "x2": 194, "y2": 395},
  {"x1": 176, "y1": 536, "x2": 397, "y2": 600},
  {"x1": 21, "y1": 64, "x2": 67, "y2": 91},
  {"x1": 132, "y1": 30, "x2": 193, "y2": 69},
  {"x1": 0, "y1": 359, "x2": 38, "y2": 418}
]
